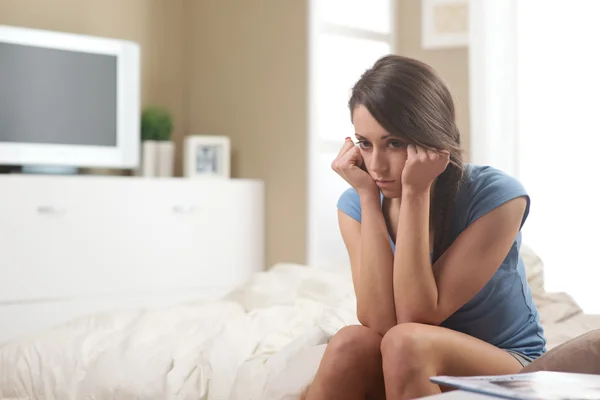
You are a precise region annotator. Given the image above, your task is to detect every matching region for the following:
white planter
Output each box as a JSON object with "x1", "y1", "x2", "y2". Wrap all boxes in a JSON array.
[
  {"x1": 156, "y1": 141, "x2": 174, "y2": 177},
  {"x1": 140, "y1": 140, "x2": 158, "y2": 177}
]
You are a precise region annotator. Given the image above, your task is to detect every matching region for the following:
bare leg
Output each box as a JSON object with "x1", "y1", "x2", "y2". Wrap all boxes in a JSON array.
[
  {"x1": 305, "y1": 325, "x2": 385, "y2": 400},
  {"x1": 381, "y1": 323, "x2": 523, "y2": 400}
]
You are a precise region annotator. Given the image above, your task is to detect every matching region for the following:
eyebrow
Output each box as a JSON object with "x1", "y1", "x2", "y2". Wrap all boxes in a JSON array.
[{"x1": 355, "y1": 134, "x2": 395, "y2": 140}]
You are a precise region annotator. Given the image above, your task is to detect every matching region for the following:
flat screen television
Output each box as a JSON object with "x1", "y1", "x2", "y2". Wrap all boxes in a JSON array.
[{"x1": 0, "y1": 25, "x2": 140, "y2": 171}]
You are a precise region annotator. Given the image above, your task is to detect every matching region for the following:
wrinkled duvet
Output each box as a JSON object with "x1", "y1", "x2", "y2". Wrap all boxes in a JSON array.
[
  {"x1": 0, "y1": 264, "x2": 358, "y2": 400},
  {"x1": 2, "y1": 255, "x2": 599, "y2": 400}
]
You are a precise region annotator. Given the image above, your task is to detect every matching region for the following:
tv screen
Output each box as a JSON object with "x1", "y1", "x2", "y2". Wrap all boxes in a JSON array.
[{"x1": 0, "y1": 42, "x2": 118, "y2": 147}]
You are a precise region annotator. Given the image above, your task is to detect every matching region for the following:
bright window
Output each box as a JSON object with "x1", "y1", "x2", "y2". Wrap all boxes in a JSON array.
[
  {"x1": 516, "y1": 0, "x2": 600, "y2": 313},
  {"x1": 317, "y1": 0, "x2": 391, "y2": 34},
  {"x1": 308, "y1": 0, "x2": 395, "y2": 268},
  {"x1": 314, "y1": 34, "x2": 391, "y2": 142}
]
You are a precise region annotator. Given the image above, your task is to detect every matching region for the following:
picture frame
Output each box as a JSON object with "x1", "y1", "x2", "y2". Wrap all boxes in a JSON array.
[
  {"x1": 184, "y1": 135, "x2": 231, "y2": 178},
  {"x1": 422, "y1": 0, "x2": 469, "y2": 49}
]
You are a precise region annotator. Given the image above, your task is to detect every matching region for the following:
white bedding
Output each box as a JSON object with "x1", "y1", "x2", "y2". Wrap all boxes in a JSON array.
[
  {"x1": 2, "y1": 251, "x2": 599, "y2": 400},
  {"x1": 0, "y1": 264, "x2": 358, "y2": 400}
]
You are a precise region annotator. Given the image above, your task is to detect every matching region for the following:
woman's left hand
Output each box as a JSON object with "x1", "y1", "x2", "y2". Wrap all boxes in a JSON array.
[{"x1": 401, "y1": 145, "x2": 450, "y2": 194}]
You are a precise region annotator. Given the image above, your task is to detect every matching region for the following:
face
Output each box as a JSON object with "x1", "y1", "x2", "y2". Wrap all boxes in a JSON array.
[{"x1": 352, "y1": 105, "x2": 408, "y2": 198}]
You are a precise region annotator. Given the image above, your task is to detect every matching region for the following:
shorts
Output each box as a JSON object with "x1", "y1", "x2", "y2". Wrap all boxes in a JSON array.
[{"x1": 506, "y1": 350, "x2": 534, "y2": 368}]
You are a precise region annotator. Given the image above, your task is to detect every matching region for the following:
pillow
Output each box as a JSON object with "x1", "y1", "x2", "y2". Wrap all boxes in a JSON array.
[
  {"x1": 521, "y1": 329, "x2": 600, "y2": 374},
  {"x1": 521, "y1": 243, "x2": 545, "y2": 295}
]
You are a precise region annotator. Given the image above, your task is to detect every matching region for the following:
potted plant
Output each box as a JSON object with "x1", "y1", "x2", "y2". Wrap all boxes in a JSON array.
[{"x1": 140, "y1": 106, "x2": 174, "y2": 177}]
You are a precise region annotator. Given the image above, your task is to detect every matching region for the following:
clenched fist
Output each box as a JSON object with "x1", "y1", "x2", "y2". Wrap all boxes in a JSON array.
[
  {"x1": 331, "y1": 138, "x2": 378, "y2": 197},
  {"x1": 401, "y1": 144, "x2": 450, "y2": 194}
]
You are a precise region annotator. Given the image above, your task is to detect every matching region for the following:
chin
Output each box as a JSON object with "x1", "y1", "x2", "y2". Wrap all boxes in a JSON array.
[{"x1": 379, "y1": 186, "x2": 403, "y2": 199}]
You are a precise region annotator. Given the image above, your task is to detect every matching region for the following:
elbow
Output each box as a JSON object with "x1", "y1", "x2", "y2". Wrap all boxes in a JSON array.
[
  {"x1": 358, "y1": 317, "x2": 394, "y2": 337},
  {"x1": 357, "y1": 309, "x2": 396, "y2": 337},
  {"x1": 393, "y1": 293, "x2": 442, "y2": 325}
]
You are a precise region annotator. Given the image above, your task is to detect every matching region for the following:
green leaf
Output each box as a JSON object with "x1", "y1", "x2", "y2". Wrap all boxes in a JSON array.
[{"x1": 141, "y1": 106, "x2": 173, "y2": 141}]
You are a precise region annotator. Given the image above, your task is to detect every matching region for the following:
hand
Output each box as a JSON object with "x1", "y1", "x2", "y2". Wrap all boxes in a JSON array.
[
  {"x1": 401, "y1": 145, "x2": 450, "y2": 194},
  {"x1": 331, "y1": 138, "x2": 378, "y2": 197}
]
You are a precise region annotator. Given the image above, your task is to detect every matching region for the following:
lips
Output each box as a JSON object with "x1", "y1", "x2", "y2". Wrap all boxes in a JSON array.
[{"x1": 375, "y1": 179, "x2": 395, "y2": 187}]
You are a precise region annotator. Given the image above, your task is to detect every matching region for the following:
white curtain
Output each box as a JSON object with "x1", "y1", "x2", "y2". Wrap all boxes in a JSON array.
[
  {"x1": 469, "y1": 0, "x2": 519, "y2": 177},
  {"x1": 470, "y1": 0, "x2": 600, "y2": 313}
]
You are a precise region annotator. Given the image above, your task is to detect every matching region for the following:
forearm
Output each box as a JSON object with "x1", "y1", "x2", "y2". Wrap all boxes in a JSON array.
[
  {"x1": 356, "y1": 193, "x2": 396, "y2": 336},
  {"x1": 393, "y1": 189, "x2": 439, "y2": 323}
]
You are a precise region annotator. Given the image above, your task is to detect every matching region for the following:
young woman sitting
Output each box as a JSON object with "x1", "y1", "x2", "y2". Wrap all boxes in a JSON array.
[{"x1": 304, "y1": 55, "x2": 547, "y2": 400}]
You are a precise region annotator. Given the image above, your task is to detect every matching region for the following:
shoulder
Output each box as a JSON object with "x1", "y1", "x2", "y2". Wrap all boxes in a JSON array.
[
  {"x1": 458, "y1": 164, "x2": 531, "y2": 229},
  {"x1": 337, "y1": 187, "x2": 363, "y2": 223},
  {"x1": 463, "y1": 164, "x2": 528, "y2": 196}
]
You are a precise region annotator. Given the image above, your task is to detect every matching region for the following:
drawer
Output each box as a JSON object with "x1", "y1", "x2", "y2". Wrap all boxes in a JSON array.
[{"x1": 0, "y1": 175, "x2": 265, "y2": 303}]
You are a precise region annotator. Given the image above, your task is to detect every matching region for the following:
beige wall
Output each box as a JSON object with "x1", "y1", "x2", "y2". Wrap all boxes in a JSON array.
[
  {"x1": 0, "y1": 0, "x2": 188, "y2": 175},
  {"x1": 0, "y1": 0, "x2": 307, "y2": 268},
  {"x1": 395, "y1": 0, "x2": 470, "y2": 160},
  {"x1": 186, "y1": 0, "x2": 308, "y2": 267},
  {"x1": 0, "y1": 0, "x2": 468, "y2": 268},
  {"x1": 184, "y1": 0, "x2": 469, "y2": 268}
]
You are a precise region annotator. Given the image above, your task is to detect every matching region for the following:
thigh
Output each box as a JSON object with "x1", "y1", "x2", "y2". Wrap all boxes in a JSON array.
[{"x1": 382, "y1": 323, "x2": 523, "y2": 377}]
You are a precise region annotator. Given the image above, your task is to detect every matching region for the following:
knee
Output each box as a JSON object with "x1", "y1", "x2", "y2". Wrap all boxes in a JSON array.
[
  {"x1": 381, "y1": 323, "x2": 433, "y2": 374},
  {"x1": 327, "y1": 325, "x2": 383, "y2": 363}
]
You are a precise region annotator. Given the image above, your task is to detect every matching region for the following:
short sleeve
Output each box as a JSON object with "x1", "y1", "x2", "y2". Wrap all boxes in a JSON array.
[
  {"x1": 337, "y1": 187, "x2": 362, "y2": 223},
  {"x1": 466, "y1": 167, "x2": 531, "y2": 229}
]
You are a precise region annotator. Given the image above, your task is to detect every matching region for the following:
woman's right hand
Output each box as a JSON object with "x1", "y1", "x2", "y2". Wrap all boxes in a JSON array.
[{"x1": 331, "y1": 137, "x2": 378, "y2": 197}]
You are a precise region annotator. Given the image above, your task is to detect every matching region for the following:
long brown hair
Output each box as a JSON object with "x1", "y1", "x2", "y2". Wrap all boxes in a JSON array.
[{"x1": 348, "y1": 54, "x2": 464, "y2": 263}]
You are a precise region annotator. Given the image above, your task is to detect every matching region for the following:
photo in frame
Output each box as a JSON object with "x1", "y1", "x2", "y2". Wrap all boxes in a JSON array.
[
  {"x1": 422, "y1": 0, "x2": 469, "y2": 49},
  {"x1": 184, "y1": 135, "x2": 231, "y2": 178}
]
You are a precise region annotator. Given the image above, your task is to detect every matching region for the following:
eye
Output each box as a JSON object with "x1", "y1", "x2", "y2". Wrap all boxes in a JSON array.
[
  {"x1": 357, "y1": 140, "x2": 372, "y2": 149},
  {"x1": 388, "y1": 140, "x2": 406, "y2": 149}
]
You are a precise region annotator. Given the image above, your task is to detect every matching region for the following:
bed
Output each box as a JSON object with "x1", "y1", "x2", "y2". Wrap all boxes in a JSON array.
[
  {"x1": 0, "y1": 263, "x2": 354, "y2": 399},
  {"x1": 1, "y1": 246, "x2": 598, "y2": 400}
]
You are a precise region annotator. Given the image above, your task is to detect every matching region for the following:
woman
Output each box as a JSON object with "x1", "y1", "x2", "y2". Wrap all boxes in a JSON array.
[{"x1": 305, "y1": 55, "x2": 546, "y2": 400}]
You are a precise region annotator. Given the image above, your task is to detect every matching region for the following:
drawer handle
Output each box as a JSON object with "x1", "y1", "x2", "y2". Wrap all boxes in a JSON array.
[
  {"x1": 172, "y1": 205, "x2": 196, "y2": 214},
  {"x1": 37, "y1": 206, "x2": 66, "y2": 215}
]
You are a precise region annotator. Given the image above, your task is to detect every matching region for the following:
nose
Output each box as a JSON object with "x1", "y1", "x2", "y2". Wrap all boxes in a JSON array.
[{"x1": 369, "y1": 148, "x2": 388, "y2": 175}]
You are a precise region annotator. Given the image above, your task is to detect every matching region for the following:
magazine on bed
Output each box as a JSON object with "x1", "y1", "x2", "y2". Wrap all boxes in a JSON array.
[{"x1": 430, "y1": 371, "x2": 600, "y2": 400}]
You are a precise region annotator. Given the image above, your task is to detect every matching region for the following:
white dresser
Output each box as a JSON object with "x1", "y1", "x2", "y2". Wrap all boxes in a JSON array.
[{"x1": 0, "y1": 174, "x2": 265, "y2": 342}]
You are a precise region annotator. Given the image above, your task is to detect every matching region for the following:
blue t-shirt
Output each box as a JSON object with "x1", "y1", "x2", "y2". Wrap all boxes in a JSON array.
[{"x1": 336, "y1": 164, "x2": 547, "y2": 358}]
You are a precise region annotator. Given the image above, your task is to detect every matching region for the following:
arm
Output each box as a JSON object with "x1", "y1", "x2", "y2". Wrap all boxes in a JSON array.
[
  {"x1": 392, "y1": 146, "x2": 528, "y2": 325},
  {"x1": 392, "y1": 188, "x2": 436, "y2": 323},
  {"x1": 393, "y1": 188, "x2": 527, "y2": 325},
  {"x1": 339, "y1": 191, "x2": 396, "y2": 336}
]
